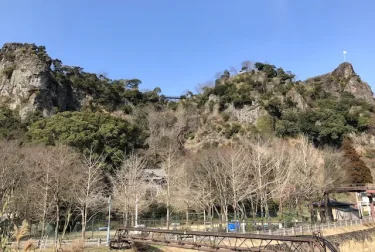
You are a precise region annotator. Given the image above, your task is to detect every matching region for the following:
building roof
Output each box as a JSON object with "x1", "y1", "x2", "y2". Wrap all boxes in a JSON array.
[{"x1": 312, "y1": 200, "x2": 354, "y2": 208}]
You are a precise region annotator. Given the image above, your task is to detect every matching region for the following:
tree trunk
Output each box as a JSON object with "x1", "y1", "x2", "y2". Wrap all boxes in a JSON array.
[
  {"x1": 233, "y1": 201, "x2": 237, "y2": 221},
  {"x1": 309, "y1": 202, "x2": 314, "y2": 224},
  {"x1": 279, "y1": 199, "x2": 284, "y2": 221},
  {"x1": 54, "y1": 202, "x2": 60, "y2": 243},
  {"x1": 41, "y1": 172, "x2": 49, "y2": 238},
  {"x1": 264, "y1": 199, "x2": 269, "y2": 219},
  {"x1": 185, "y1": 208, "x2": 189, "y2": 226},
  {"x1": 166, "y1": 204, "x2": 170, "y2": 230},
  {"x1": 81, "y1": 207, "x2": 87, "y2": 240}
]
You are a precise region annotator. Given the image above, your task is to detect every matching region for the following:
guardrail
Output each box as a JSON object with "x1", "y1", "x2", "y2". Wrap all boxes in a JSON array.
[
  {"x1": 151, "y1": 216, "x2": 375, "y2": 235},
  {"x1": 255, "y1": 216, "x2": 374, "y2": 236}
]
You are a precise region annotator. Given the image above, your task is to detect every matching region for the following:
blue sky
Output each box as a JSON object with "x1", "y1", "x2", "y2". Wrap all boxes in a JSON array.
[{"x1": 1, "y1": 0, "x2": 375, "y2": 95}]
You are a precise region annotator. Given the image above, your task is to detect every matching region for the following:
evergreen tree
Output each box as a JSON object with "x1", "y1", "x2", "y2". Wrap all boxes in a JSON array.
[{"x1": 342, "y1": 138, "x2": 373, "y2": 184}]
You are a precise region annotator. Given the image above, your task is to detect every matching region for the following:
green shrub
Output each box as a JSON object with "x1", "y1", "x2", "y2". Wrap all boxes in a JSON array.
[
  {"x1": 121, "y1": 104, "x2": 133, "y2": 114},
  {"x1": 255, "y1": 115, "x2": 274, "y2": 134},
  {"x1": 2, "y1": 65, "x2": 16, "y2": 79}
]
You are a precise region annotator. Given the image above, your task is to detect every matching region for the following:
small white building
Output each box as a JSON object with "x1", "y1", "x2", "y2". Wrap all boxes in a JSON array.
[{"x1": 357, "y1": 192, "x2": 371, "y2": 217}]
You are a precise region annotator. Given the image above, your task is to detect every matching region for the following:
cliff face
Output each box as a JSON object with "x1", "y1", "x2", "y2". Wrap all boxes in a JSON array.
[
  {"x1": 0, "y1": 43, "x2": 81, "y2": 119},
  {"x1": 306, "y1": 62, "x2": 375, "y2": 104},
  {"x1": 1, "y1": 42, "x2": 375, "y2": 122}
]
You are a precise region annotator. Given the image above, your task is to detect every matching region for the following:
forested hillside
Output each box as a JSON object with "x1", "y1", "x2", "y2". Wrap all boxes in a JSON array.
[{"x1": 1, "y1": 42, "x2": 375, "y2": 238}]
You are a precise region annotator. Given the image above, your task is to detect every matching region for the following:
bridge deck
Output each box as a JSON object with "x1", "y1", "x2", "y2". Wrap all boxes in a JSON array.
[
  {"x1": 110, "y1": 227, "x2": 338, "y2": 252},
  {"x1": 328, "y1": 184, "x2": 375, "y2": 193}
]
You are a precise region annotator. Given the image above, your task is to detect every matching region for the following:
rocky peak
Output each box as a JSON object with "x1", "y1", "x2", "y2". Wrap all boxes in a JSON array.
[
  {"x1": 0, "y1": 43, "x2": 24, "y2": 53},
  {"x1": 332, "y1": 62, "x2": 355, "y2": 79},
  {"x1": 0, "y1": 42, "x2": 80, "y2": 119},
  {"x1": 305, "y1": 62, "x2": 374, "y2": 104}
]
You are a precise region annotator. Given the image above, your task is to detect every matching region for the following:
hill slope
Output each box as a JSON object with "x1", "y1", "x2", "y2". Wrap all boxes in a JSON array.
[{"x1": 1, "y1": 42, "x2": 375, "y2": 180}]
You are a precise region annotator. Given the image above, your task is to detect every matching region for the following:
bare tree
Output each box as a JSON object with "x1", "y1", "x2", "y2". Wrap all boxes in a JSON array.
[
  {"x1": 111, "y1": 153, "x2": 152, "y2": 227},
  {"x1": 289, "y1": 136, "x2": 325, "y2": 222},
  {"x1": 72, "y1": 148, "x2": 106, "y2": 239},
  {"x1": 195, "y1": 80, "x2": 214, "y2": 94},
  {"x1": 0, "y1": 140, "x2": 25, "y2": 205},
  {"x1": 220, "y1": 145, "x2": 255, "y2": 221},
  {"x1": 230, "y1": 66, "x2": 238, "y2": 76},
  {"x1": 241, "y1": 60, "x2": 253, "y2": 71},
  {"x1": 195, "y1": 149, "x2": 231, "y2": 223},
  {"x1": 214, "y1": 72, "x2": 222, "y2": 80},
  {"x1": 246, "y1": 137, "x2": 276, "y2": 218},
  {"x1": 48, "y1": 145, "x2": 81, "y2": 243},
  {"x1": 189, "y1": 156, "x2": 216, "y2": 225},
  {"x1": 269, "y1": 139, "x2": 296, "y2": 219},
  {"x1": 24, "y1": 145, "x2": 55, "y2": 238},
  {"x1": 158, "y1": 141, "x2": 182, "y2": 229}
]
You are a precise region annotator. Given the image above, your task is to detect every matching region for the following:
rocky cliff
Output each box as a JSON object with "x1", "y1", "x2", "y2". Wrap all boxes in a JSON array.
[
  {"x1": 306, "y1": 62, "x2": 374, "y2": 104},
  {"x1": 0, "y1": 43, "x2": 81, "y2": 119},
  {"x1": 1, "y1": 42, "x2": 375, "y2": 123}
]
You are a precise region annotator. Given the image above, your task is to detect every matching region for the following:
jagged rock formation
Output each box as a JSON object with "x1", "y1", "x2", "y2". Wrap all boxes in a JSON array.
[
  {"x1": 0, "y1": 43, "x2": 81, "y2": 119},
  {"x1": 306, "y1": 62, "x2": 374, "y2": 104},
  {"x1": 1, "y1": 42, "x2": 374, "y2": 125}
]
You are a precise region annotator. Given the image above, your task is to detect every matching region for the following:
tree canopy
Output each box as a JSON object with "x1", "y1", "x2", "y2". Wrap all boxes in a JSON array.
[{"x1": 28, "y1": 111, "x2": 146, "y2": 169}]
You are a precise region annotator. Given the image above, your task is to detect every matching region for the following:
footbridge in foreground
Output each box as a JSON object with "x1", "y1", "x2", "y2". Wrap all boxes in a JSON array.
[{"x1": 110, "y1": 227, "x2": 338, "y2": 252}]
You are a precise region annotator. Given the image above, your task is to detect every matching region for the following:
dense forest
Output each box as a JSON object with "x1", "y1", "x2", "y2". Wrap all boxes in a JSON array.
[{"x1": 0, "y1": 43, "x2": 375, "y2": 242}]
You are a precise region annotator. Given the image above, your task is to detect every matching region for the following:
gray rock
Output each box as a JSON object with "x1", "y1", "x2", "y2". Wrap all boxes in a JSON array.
[
  {"x1": 305, "y1": 62, "x2": 374, "y2": 104},
  {"x1": 225, "y1": 103, "x2": 268, "y2": 124},
  {"x1": 286, "y1": 88, "x2": 308, "y2": 111},
  {"x1": 0, "y1": 43, "x2": 83, "y2": 119},
  {"x1": 344, "y1": 77, "x2": 374, "y2": 104}
]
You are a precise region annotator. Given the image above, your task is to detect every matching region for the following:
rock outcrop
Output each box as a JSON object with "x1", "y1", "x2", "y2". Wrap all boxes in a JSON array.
[
  {"x1": 306, "y1": 62, "x2": 374, "y2": 104},
  {"x1": 0, "y1": 43, "x2": 80, "y2": 119}
]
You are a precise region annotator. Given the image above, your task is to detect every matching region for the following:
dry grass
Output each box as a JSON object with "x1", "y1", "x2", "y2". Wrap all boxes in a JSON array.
[
  {"x1": 65, "y1": 240, "x2": 85, "y2": 252},
  {"x1": 340, "y1": 237, "x2": 375, "y2": 252},
  {"x1": 322, "y1": 223, "x2": 375, "y2": 236}
]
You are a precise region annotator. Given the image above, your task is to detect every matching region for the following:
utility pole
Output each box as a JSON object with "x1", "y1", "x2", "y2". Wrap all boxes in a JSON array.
[{"x1": 106, "y1": 196, "x2": 111, "y2": 246}]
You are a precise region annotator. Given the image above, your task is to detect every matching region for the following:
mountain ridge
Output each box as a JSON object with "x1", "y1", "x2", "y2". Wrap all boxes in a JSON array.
[{"x1": 1, "y1": 42, "x2": 375, "y2": 150}]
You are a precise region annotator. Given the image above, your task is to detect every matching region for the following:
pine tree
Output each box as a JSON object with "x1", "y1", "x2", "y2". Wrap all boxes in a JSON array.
[{"x1": 342, "y1": 138, "x2": 373, "y2": 184}]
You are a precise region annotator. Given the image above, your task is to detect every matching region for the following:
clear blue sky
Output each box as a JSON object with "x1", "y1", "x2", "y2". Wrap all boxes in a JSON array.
[{"x1": 1, "y1": 0, "x2": 375, "y2": 95}]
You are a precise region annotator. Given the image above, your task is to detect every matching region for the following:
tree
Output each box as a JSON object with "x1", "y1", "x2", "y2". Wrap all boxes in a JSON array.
[
  {"x1": 0, "y1": 140, "x2": 25, "y2": 200},
  {"x1": 289, "y1": 136, "x2": 334, "y2": 222},
  {"x1": 241, "y1": 60, "x2": 252, "y2": 71},
  {"x1": 72, "y1": 148, "x2": 106, "y2": 239},
  {"x1": 220, "y1": 145, "x2": 255, "y2": 221},
  {"x1": 22, "y1": 144, "x2": 81, "y2": 239},
  {"x1": 246, "y1": 137, "x2": 277, "y2": 218},
  {"x1": 195, "y1": 148, "x2": 230, "y2": 223},
  {"x1": 269, "y1": 139, "x2": 295, "y2": 219},
  {"x1": 230, "y1": 67, "x2": 238, "y2": 76},
  {"x1": 254, "y1": 63, "x2": 277, "y2": 78},
  {"x1": 111, "y1": 153, "x2": 152, "y2": 227},
  {"x1": 342, "y1": 138, "x2": 373, "y2": 184},
  {"x1": 47, "y1": 145, "x2": 81, "y2": 242},
  {"x1": 125, "y1": 79, "x2": 142, "y2": 89},
  {"x1": 158, "y1": 139, "x2": 182, "y2": 229},
  {"x1": 29, "y1": 111, "x2": 145, "y2": 169},
  {"x1": 0, "y1": 108, "x2": 24, "y2": 140}
]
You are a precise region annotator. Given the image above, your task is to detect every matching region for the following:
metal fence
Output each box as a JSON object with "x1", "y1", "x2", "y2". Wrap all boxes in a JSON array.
[{"x1": 134, "y1": 216, "x2": 375, "y2": 236}]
